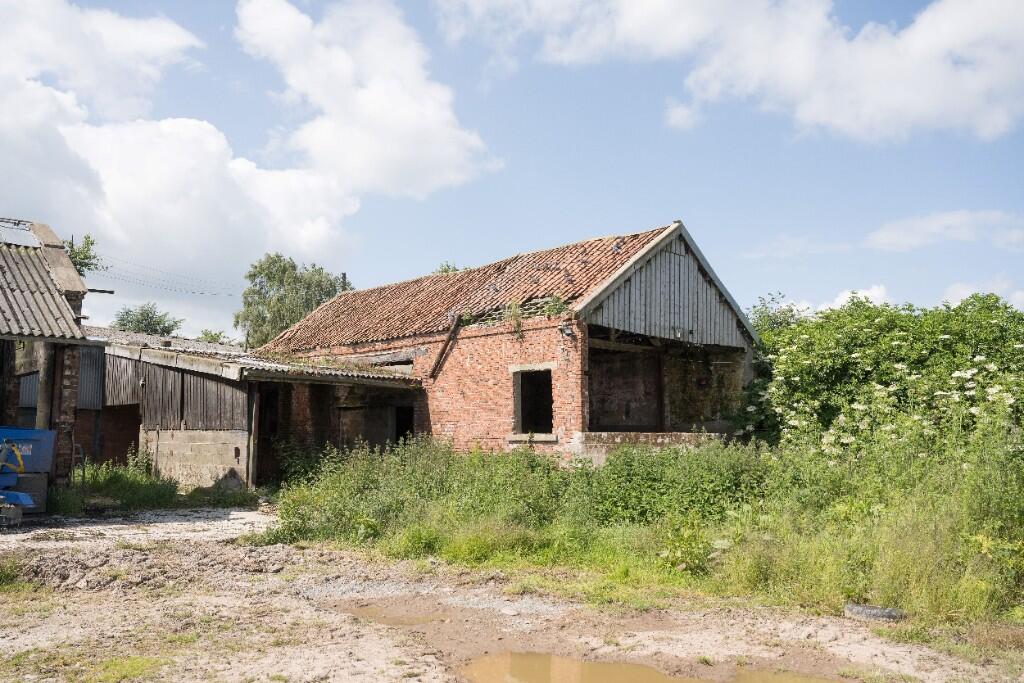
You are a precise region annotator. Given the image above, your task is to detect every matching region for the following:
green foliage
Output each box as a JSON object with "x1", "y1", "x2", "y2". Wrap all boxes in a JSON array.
[
  {"x1": 197, "y1": 329, "x2": 229, "y2": 344},
  {"x1": 658, "y1": 517, "x2": 712, "y2": 574},
  {"x1": 48, "y1": 443, "x2": 255, "y2": 514},
  {"x1": 265, "y1": 408, "x2": 1024, "y2": 620},
  {"x1": 262, "y1": 292, "x2": 1024, "y2": 622},
  {"x1": 0, "y1": 558, "x2": 20, "y2": 588},
  {"x1": 503, "y1": 300, "x2": 523, "y2": 335},
  {"x1": 590, "y1": 443, "x2": 765, "y2": 524},
  {"x1": 542, "y1": 295, "x2": 569, "y2": 316},
  {"x1": 62, "y1": 234, "x2": 106, "y2": 276},
  {"x1": 739, "y1": 293, "x2": 1024, "y2": 442},
  {"x1": 233, "y1": 252, "x2": 353, "y2": 348},
  {"x1": 112, "y1": 302, "x2": 182, "y2": 336},
  {"x1": 433, "y1": 261, "x2": 463, "y2": 274}
]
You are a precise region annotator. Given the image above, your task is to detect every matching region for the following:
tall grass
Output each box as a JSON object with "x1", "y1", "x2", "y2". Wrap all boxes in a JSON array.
[
  {"x1": 263, "y1": 420, "x2": 1024, "y2": 622},
  {"x1": 48, "y1": 444, "x2": 256, "y2": 514}
]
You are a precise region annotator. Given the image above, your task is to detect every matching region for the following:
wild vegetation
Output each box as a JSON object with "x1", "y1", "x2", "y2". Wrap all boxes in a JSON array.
[
  {"x1": 260, "y1": 294, "x2": 1024, "y2": 627},
  {"x1": 48, "y1": 445, "x2": 256, "y2": 515}
]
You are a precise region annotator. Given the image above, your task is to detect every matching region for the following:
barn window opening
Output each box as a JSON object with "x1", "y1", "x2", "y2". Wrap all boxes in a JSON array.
[{"x1": 515, "y1": 370, "x2": 553, "y2": 434}]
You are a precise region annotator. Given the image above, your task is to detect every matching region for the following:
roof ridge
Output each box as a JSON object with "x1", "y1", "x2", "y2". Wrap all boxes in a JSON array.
[
  {"x1": 328, "y1": 223, "x2": 673, "y2": 300},
  {"x1": 261, "y1": 221, "x2": 680, "y2": 351}
]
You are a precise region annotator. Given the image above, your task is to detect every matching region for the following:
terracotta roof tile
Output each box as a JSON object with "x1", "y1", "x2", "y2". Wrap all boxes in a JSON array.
[{"x1": 263, "y1": 225, "x2": 672, "y2": 351}]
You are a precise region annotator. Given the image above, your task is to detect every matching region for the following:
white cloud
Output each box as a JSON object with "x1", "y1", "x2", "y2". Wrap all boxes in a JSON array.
[
  {"x1": 819, "y1": 285, "x2": 889, "y2": 310},
  {"x1": 944, "y1": 277, "x2": 1024, "y2": 309},
  {"x1": 0, "y1": 0, "x2": 492, "y2": 335},
  {"x1": 236, "y1": 0, "x2": 496, "y2": 198},
  {"x1": 664, "y1": 99, "x2": 699, "y2": 130},
  {"x1": 865, "y1": 210, "x2": 1024, "y2": 252},
  {"x1": 0, "y1": 0, "x2": 202, "y2": 120},
  {"x1": 436, "y1": 0, "x2": 1024, "y2": 140}
]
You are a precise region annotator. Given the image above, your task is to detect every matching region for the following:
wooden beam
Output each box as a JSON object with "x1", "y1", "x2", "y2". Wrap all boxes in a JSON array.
[
  {"x1": 429, "y1": 317, "x2": 461, "y2": 379},
  {"x1": 588, "y1": 338, "x2": 657, "y2": 353}
]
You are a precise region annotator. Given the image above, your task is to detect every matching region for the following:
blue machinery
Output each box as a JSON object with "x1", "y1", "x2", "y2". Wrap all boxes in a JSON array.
[{"x1": 0, "y1": 428, "x2": 55, "y2": 508}]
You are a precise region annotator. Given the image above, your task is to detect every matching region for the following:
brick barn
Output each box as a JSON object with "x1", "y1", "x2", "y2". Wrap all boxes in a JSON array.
[{"x1": 261, "y1": 220, "x2": 758, "y2": 464}]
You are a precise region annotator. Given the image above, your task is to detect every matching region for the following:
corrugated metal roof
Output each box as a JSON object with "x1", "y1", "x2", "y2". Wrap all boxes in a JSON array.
[
  {"x1": 0, "y1": 244, "x2": 85, "y2": 340},
  {"x1": 263, "y1": 225, "x2": 672, "y2": 352},
  {"x1": 83, "y1": 326, "x2": 243, "y2": 355},
  {"x1": 85, "y1": 326, "x2": 420, "y2": 387}
]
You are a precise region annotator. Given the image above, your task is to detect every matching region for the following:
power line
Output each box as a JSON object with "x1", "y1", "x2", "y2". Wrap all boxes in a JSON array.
[
  {"x1": 97, "y1": 251, "x2": 239, "y2": 289},
  {"x1": 91, "y1": 271, "x2": 237, "y2": 297},
  {"x1": 102, "y1": 264, "x2": 238, "y2": 294}
]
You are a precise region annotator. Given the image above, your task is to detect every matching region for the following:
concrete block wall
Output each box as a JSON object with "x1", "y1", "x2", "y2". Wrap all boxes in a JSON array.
[{"x1": 143, "y1": 428, "x2": 249, "y2": 489}]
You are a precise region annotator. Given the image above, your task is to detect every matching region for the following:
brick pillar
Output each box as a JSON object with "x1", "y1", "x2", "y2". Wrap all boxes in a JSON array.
[
  {"x1": 52, "y1": 345, "x2": 80, "y2": 482},
  {"x1": 0, "y1": 340, "x2": 17, "y2": 425}
]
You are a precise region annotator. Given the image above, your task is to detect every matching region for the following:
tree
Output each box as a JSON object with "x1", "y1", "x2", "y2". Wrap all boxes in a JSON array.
[
  {"x1": 233, "y1": 253, "x2": 353, "y2": 348},
  {"x1": 113, "y1": 302, "x2": 183, "y2": 336},
  {"x1": 197, "y1": 329, "x2": 229, "y2": 344},
  {"x1": 63, "y1": 234, "x2": 106, "y2": 276},
  {"x1": 433, "y1": 261, "x2": 462, "y2": 274}
]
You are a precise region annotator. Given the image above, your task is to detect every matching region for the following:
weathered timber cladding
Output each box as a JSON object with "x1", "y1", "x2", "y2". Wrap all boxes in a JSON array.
[
  {"x1": 183, "y1": 372, "x2": 247, "y2": 431},
  {"x1": 138, "y1": 363, "x2": 246, "y2": 431},
  {"x1": 105, "y1": 355, "x2": 143, "y2": 406},
  {"x1": 143, "y1": 364, "x2": 182, "y2": 429},
  {"x1": 585, "y1": 237, "x2": 749, "y2": 349}
]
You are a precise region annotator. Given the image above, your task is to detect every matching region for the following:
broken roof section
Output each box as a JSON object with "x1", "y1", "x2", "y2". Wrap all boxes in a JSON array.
[
  {"x1": 85, "y1": 326, "x2": 420, "y2": 389},
  {"x1": 263, "y1": 224, "x2": 675, "y2": 352},
  {"x1": 263, "y1": 221, "x2": 757, "y2": 353},
  {"x1": 0, "y1": 219, "x2": 87, "y2": 341}
]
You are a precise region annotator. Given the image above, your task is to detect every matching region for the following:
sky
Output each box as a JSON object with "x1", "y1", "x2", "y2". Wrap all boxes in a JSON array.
[{"x1": 0, "y1": 0, "x2": 1021, "y2": 337}]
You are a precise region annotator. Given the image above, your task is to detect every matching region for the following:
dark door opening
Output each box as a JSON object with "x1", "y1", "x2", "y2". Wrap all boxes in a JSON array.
[
  {"x1": 516, "y1": 370, "x2": 553, "y2": 434},
  {"x1": 255, "y1": 383, "x2": 281, "y2": 486},
  {"x1": 394, "y1": 405, "x2": 414, "y2": 442}
]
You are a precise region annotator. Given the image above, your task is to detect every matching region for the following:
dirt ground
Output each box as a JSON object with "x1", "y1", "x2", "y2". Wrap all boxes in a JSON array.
[{"x1": 0, "y1": 508, "x2": 1015, "y2": 683}]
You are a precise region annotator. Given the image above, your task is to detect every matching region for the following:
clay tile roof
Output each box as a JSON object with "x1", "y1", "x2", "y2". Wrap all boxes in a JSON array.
[{"x1": 263, "y1": 224, "x2": 673, "y2": 352}]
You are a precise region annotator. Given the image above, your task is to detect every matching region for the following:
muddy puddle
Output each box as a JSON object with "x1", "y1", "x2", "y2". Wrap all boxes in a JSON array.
[
  {"x1": 462, "y1": 653, "x2": 831, "y2": 683},
  {"x1": 347, "y1": 604, "x2": 447, "y2": 626}
]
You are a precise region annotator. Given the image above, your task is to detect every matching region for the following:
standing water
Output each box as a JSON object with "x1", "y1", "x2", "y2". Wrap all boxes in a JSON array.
[{"x1": 462, "y1": 653, "x2": 833, "y2": 683}]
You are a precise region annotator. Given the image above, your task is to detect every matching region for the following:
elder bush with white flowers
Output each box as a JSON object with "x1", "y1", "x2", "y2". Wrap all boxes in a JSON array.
[
  {"x1": 741, "y1": 293, "x2": 1023, "y2": 444},
  {"x1": 715, "y1": 293, "x2": 1024, "y2": 621}
]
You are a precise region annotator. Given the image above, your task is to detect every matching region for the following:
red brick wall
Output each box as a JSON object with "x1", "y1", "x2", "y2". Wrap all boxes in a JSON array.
[
  {"x1": 302, "y1": 315, "x2": 588, "y2": 453},
  {"x1": 73, "y1": 405, "x2": 142, "y2": 464},
  {"x1": 53, "y1": 345, "x2": 79, "y2": 481}
]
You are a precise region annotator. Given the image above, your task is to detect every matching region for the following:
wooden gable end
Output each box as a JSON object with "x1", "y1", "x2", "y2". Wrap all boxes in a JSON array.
[{"x1": 581, "y1": 228, "x2": 753, "y2": 349}]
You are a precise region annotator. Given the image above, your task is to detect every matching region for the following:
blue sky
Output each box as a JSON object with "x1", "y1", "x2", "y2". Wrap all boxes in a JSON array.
[{"x1": 2, "y1": 0, "x2": 1021, "y2": 336}]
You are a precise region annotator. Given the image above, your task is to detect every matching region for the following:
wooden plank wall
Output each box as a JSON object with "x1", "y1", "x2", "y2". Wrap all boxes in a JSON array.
[
  {"x1": 585, "y1": 236, "x2": 749, "y2": 349},
  {"x1": 183, "y1": 372, "x2": 247, "y2": 431},
  {"x1": 105, "y1": 355, "x2": 142, "y2": 406},
  {"x1": 143, "y1": 364, "x2": 182, "y2": 429},
  {"x1": 107, "y1": 354, "x2": 247, "y2": 431}
]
